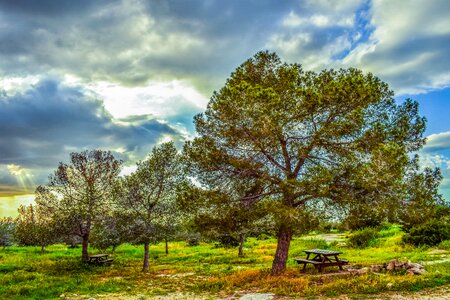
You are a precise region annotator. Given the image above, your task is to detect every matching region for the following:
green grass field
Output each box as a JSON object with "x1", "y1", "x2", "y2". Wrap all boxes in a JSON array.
[{"x1": 1, "y1": 226, "x2": 449, "y2": 299}]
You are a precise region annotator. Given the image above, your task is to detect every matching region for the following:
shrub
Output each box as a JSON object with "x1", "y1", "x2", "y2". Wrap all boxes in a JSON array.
[
  {"x1": 438, "y1": 240, "x2": 450, "y2": 250},
  {"x1": 402, "y1": 220, "x2": 450, "y2": 246},
  {"x1": 216, "y1": 235, "x2": 239, "y2": 248},
  {"x1": 347, "y1": 227, "x2": 379, "y2": 248},
  {"x1": 0, "y1": 217, "x2": 15, "y2": 248},
  {"x1": 186, "y1": 233, "x2": 201, "y2": 246}
]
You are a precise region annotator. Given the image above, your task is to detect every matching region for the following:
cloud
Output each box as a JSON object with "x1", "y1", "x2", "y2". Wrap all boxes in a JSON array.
[
  {"x1": 0, "y1": 79, "x2": 184, "y2": 195},
  {"x1": 92, "y1": 80, "x2": 208, "y2": 133},
  {"x1": 422, "y1": 132, "x2": 450, "y2": 153},
  {"x1": 266, "y1": 0, "x2": 366, "y2": 70},
  {"x1": 0, "y1": 0, "x2": 296, "y2": 94},
  {"x1": 343, "y1": 0, "x2": 450, "y2": 94},
  {"x1": 0, "y1": 0, "x2": 449, "y2": 97},
  {"x1": 419, "y1": 131, "x2": 450, "y2": 200}
]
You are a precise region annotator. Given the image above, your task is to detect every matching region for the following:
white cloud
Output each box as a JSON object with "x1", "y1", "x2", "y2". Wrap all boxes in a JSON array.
[
  {"x1": 423, "y1": 131, "x2": 450, "y2": 153},
  {"x1": 343, "y1": 0, "x2": 450, "y2": 94},
  {"x1": 91, "y1": 80, "x2": 208, "y2": 120}
]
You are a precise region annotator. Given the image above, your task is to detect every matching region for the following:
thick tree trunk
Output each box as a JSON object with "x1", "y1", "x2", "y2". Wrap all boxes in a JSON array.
[
  {"x1": 238, "y1": 233, "x2": 245, "y2": 257},
  {"x1": 271, "y1": 226, "x2": 293, "y2": 275},
  {"x1": 142, "y1": 241, "x2": 150, "y2": 272},
  {"x1": 165, "y1": 238, "x2": 169, "y2": 255},
  {"x1": 81, "y1": 233, "x2": 90, "y2": 262}
]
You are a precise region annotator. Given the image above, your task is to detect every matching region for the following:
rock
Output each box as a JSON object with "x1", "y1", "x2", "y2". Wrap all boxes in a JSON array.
[
  {"x1": 370, "y1": 264, "x2": 385, "y2": 272},
  {"x1": 406, "y1": 262, "x2": 423, "y2": 270},
  {"x1": 386, "y1": 260, "x2": 396, "y2": 270},
  {"x1": 348, "y1": 267, "x2": 368, "y2": 275},
  {"x1": 240, "y1": 293, "x2": 275, "y2": 300},
  {"x1": 407, "y1": 267, "x2": 426, "y2": 275},
  {"x1": 59, "y1": 295, "x2": 65, "y2": 299},
  {"x1": 359, "y1": 267, "x2": 369, "y2": 274},
  {"x1": 387, "y1": 283, "x2": 393, "y2": 289},
  {"x1": 387, "y1": 259, "x2": 411, "y2": 270}
]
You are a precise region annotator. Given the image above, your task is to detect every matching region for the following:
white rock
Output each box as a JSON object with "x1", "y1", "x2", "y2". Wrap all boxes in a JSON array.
[{"x1": 240, "y1": 293, "x2": 275, "y2": 300}]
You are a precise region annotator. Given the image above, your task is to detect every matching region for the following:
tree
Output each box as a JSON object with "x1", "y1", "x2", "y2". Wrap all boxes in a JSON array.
[
  {"x1": 90, "y1": 213, "x2": 124, "y2": 252},
  {"x1": 36, "y1": 150, "x2": 122, "y2": 261},
  {"x1": 185, "y1": 51, "x2": 426, "y2": 275},
  {"x1": 178, "y1": 185, "x2": 268, "y2": 257},
  {"x1": 115, "y1": 142, "x2": 184, "y2": 271},
  {"x1": 14, "y1": 204, "x2": 57, "y2": 251},
  {"x1": 398, "y1": 157, "x2": 444, "y2": 231},
  {"x1": 0, "y1": 217, "x2": 14, "y2": 249}
]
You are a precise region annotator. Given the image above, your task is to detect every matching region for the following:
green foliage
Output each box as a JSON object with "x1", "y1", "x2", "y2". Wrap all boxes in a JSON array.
[
  {"x1": 114, "y1": 142, "x2": 185, "y2": 270},
  {"x1": 217, "y1": 235, "x2": 240, "y2": 248},
  {"x1": 115, "y1": 142, "x2": 184, "y2": 246},
  {"x1": 402, "y1": 220, "x2": 450, "y2": 246},
  {"x1": 35, "y1": 150, "x2": 122, "y2": 260},
  {"x1": 398, "y1": 163, "x2": 444, "y2": 231},
  {"x1": 348, "y1": 227, "x2": 379, "y2": 248},
  {"x1": 90, "y1": 215, "x2": 123, "y2": 252},
  {"x1": 0, "y1": 217, "x2": 14, "y2": 248},
  {"x1": 0, "y1": 228, "x2": 449, "y2": 299},
  {"x1": 438, "y1": 240, "x2": 450, "y2": 250},
  {"x1": 14, "y1": 204, "x2": 58, "y2": 250},
  {"x1": 185, "y1": 51, "x2": 426, "y2": 274}
]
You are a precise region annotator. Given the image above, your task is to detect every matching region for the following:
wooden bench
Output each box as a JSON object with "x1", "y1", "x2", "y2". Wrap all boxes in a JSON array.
[
  {"x1": 88, "y1": 254, "x2": 114, "y2": 265},
  {"x1": 295, "y1": 249, "x2": 349, "y2": 272},
  {"x1": 97, "y1": 258, "x2": 114, "y2": 265},
  {"x1": 294, "y1": 258, "x2": 322, "y2": 265}
]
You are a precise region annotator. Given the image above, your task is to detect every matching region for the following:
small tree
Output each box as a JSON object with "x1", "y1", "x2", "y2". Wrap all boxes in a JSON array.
[
  {"x1": 115, "y1": 142, "x2": 184, "y2": 271},
  {"x1": 398, "y1": 158, "x2": 444, "y2": 231},
  {"x1": 185, "y1": 51, "x2": 426, "y2": 274},
  {"x1": 179, "y1": 186, "x2": 267, "y2": 256},
  {"x1": 36, "y1": 150, "x2": 122, "y2": 261},
  {"x1": 0, "y1": 217, "x2": 14, "y2": 249},
  {"x1": 14, "y1": 204, "x2": 57, "y2": 251},
  {"x1": 90, "y1": 214, "x2": 124, "y2": 252}
]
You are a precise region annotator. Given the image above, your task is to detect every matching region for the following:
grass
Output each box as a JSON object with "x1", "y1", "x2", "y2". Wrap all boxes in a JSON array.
[{"x1": 0, "y1": 227, "x2": 449, "y2": 299}]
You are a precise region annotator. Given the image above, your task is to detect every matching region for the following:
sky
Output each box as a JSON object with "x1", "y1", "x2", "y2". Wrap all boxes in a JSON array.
[{"x1": 1, "y1": 0, "x2": 450, "y2": 217}]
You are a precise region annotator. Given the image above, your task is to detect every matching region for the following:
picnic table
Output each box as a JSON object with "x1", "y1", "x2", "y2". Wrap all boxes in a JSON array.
[
  {"x1": 88, "y1": 254, "x2": 114, "y2": 265},
  {"x1": 294, "y1": 249, "x2": 348, "y2": 272}
]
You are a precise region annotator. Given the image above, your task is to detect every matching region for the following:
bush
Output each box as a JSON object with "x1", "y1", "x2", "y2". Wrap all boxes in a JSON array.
[
  {"x1": 402, "y1": 220, "x2": 450, "y2": 247},
  {"x1": 216, "y1": 235, "x2": 239, "y2": 248},
  {"x1": 347, "y1": 227, "x2": 379, "y2": 248},
  {"x1": 186, "y1": 234, "x2": 201, "y2": 246},
  {"x1": 438, "y1": 240, "x2": 450, "y2": 250}
]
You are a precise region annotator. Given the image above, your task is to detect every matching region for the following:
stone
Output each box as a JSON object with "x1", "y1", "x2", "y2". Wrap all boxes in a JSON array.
[
  {"x1": 407, "y1": 267, "x2": 426, "y2": 275},
  {"x1": 240, "y1": 293, "x2": 275, "y2": 300},
  {"x1": 370, "y1": 264, "x2": 385, "y2": 272},
  {"x1": 406, "y1": 262, "x2": 423, "y2": 269}
]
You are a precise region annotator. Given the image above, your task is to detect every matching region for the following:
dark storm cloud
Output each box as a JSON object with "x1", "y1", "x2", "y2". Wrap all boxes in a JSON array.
[
  {"x1": 0, "y1": 0, "x2": 301, "y2": 93},
  {"x1": 0, "y1": 79, "x2": 183, "y2": 194},
  {"x1": 0, "y1": 0, "x2": 110, "y2": 16}
]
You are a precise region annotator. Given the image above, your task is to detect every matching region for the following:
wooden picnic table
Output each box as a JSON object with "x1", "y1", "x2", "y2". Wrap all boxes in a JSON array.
[
  {"x1": 88, "y1": 254, "x2": 114, "y2": 265},
  {"x1": 294, "y1": 249, "x2": 348, "y2": 272}
]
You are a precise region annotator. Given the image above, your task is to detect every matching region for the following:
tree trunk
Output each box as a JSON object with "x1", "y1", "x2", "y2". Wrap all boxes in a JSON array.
[
  {"x1": 112, "y1": 245, "x2": 116, "y2": 253},
  {"x1": 142, "y1": 241, "x2": 150, "y2": 272},
  {"x1": 271, "y1": 226, "x2": 293, "y2": 275},
  {"x1": 81, "y1": 233, "x2": 90, "y2": 262},
  {"x1": 165, "y1": 238, "x2": 169, "y2": 255},
  {"x1": 238, "y1": 233, "x2": 245, "y2": 257},
  {"x1": 41, "y1": 244, "x2": 45, "y2": 252}
]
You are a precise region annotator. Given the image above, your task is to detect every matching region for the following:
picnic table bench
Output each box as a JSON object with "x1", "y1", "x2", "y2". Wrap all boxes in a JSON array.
[
  {"x1": 88, "y1": 254, "x2": 114, "y2": 265},
  {"x1": 294, "y1": 249, "x2": 348, "y2": 272}
]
